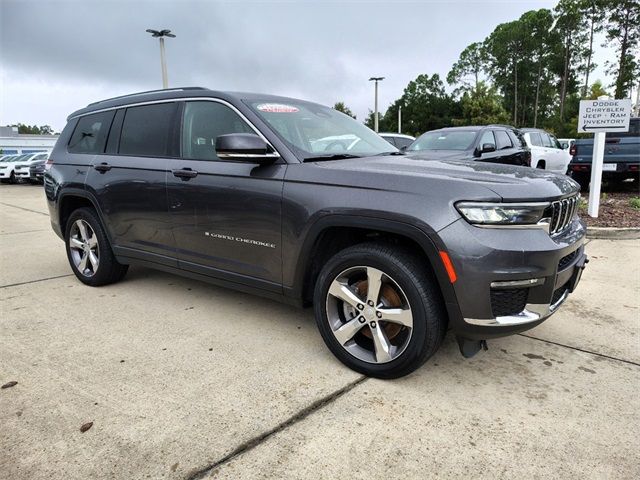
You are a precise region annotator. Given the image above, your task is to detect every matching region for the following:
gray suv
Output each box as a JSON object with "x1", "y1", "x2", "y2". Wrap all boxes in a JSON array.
[{"x1": 45, "y1": 87, "x2": 587, "y2": 378}]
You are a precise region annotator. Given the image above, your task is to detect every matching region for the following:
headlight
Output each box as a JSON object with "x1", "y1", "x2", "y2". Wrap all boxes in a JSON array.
[{"x1": 456, "y1": 202, "x2": 550, "y2": 226}]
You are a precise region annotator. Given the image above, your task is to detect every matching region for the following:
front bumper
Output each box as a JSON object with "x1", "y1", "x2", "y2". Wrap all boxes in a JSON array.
[{"x1": 439, "y1": 215, "x2": 587, "y2": 340}]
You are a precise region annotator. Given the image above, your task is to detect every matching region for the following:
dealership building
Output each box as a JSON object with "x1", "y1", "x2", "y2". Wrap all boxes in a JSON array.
[{"x1": 0, "y1": 126, "x2": 59, "y2": 155}]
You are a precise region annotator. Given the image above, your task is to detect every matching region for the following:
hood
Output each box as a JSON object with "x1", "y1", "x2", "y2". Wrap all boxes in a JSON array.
[{"x1": 311, "y1": 154, "x2": 579, "y2": 201}]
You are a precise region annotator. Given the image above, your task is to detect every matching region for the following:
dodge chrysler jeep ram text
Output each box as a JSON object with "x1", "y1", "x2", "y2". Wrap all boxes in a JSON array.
[{"x1": 45, "y1": 87, "x2": 588, "y2": 378}]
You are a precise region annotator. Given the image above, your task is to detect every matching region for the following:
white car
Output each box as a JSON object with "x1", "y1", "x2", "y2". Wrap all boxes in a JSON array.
[
  {"x1": 0, "y1": 153, "x2": 32, "y2": 184},
  {"x1": 558, "y1": 138, "x2": 575, "y2": 151},
  {"x1": 520, "y1": 128, "x2": 571, "y2": 174},
  {"x1": 379, "y1": 133, "x2": 415, "y2": 150},
  {"x1": 14, "y1": 152, "x2": 49, "y2": 182}
]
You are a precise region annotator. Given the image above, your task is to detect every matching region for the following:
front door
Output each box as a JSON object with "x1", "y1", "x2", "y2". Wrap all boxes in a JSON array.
[{"x1": 167, "y1": 100, "x2": 285, "y2": 291}]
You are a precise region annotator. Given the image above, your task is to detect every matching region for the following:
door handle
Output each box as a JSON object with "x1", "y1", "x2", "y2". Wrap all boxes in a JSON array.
[
  {"x1": 172, "y1": 168, "x2": 198, "y2": 180},
  {"x1": 94, "y1": 162, "x2": 112, "y2": 173}
]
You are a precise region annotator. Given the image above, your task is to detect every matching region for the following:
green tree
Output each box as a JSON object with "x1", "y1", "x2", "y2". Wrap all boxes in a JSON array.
[
  {"x1": 394, "y1": 73, "x2": 459, "y2": 135},
  {"x1": 587, "y1": 79, "x2": 610, "y2": 99},
  {"x1": 446, "y1": 42, "x2": 489, "y2": 94},
  {"x1": 11, "y1": 123, "x2": 54, "y2": 135},
  {"x1": 552, "y1": 0, "x2": 590, "y2": 118},
  {"x1": 581, "y1": 0, "x2": 605, "y2": 96},
  {"x1": 454, "y1": 82, "x2": 510, "y2": 126},
  {"x1": 601, "y1": 0, "x2": 640, "y2": 98},
  {"x1": 333, "y1": 101, "x2": 356, "y2": 119}
]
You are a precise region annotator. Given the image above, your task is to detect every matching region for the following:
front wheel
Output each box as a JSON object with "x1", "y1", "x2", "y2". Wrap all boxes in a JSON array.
[
  {"x1": 313, "y1": 243, "x2": 447, "y2": 378},
  {"x1": 65, "y1": 208, "x2": 128, "y2": 286}
]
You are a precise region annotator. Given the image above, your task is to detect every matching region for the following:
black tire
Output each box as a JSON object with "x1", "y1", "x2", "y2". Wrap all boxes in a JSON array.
[
  {"x1": 8, "y1": 171, "x2": 16, "y2": 184},
  {"x1": 313, "y1": 242, "x2": 447, "y2": 379},
  {"x1": 65, "y1": 207, "x2": 128, "y2": 286},
  {"x1": 536, "y1": 161, "x2": 545, "y2": 169}
]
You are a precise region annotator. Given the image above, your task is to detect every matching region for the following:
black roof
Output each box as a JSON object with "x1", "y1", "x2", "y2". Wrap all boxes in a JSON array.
[{"x1": 67, "y1": 87, "x2": 321, "y2": 120}]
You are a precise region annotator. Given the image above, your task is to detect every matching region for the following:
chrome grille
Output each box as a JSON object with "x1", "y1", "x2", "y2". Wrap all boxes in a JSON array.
[{"x1": 550, "y1": 195, "x2": 579, "y2": 235}]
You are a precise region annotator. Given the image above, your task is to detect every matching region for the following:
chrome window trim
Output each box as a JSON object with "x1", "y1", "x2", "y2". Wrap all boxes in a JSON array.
[{"x1": 68, "y1": 97, "x2": 281, "y2": 159}]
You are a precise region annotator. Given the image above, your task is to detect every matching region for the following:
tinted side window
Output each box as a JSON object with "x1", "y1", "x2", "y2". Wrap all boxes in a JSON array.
[
  {"x1": 68, "y1": 111, "x2": 115, "y2": 154},
  {"x1": 119, "y1": 103, "x2": 177, "y2": 157},
  {"x1": 382, "y1": 136, "x2": 397, "y2": 146},
  {"x1": 541, "y1": 133, "x2": 554, "y2": 147},
  {"x1": 508, "y1": 130, "x2": 526, "y2": 148},
  {"x1": 182, "y1": 101, "x2": 253, "y2": 161},
  {"x1": 495, "y1": 130, "x2": 512, "y2": 150},
  {"x1": 530, "y1": 132, "x2": 543, "y2": 146}
]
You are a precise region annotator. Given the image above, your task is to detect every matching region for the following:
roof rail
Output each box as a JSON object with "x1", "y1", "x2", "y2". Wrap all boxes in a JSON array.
[
  {"x1": 487, "y1": 124, "x2": 517, "y2": 129},
  {"x1": 87, "y1": 87, "x2": 208, "y2": 107}
]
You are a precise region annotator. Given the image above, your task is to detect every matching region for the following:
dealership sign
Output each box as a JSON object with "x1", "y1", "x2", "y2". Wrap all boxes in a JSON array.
[{"x1": 578, "y1": 98, "x2": 631, "y2": 133}]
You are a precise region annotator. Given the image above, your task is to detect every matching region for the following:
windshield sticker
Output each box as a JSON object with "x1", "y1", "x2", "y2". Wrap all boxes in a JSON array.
[{"x1": 257, "y1": 103, "x2": 299, "y2": 113}]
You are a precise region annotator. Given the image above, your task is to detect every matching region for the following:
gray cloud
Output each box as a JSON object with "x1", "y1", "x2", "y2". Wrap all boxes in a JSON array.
[{"x1": 1, "y1": 0, "x2": 611, "y2": 130}]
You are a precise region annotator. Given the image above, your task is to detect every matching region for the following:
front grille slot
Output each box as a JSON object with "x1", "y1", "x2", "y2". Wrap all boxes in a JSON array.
[
  {"x1": 558, "y1": 249, "x2": 579, "y2": 271},
  {"x1": 549, "y1": 195, "x2": 578, "y2": 235},
  {"x1": 490, "y1": 288, "x2": 528, "y2": 317}
]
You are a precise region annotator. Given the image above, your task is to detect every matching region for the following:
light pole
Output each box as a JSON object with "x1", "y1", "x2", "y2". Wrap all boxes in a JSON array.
[
  {"x1": 398, "y1": 104, "x2": 402, "y2": 134},
  {"x1": 369, "y1": 77, "x2": 384, "y2": 132},
  {"x1": 146, "y1": 29, "x2": 176, "y2": 89}
]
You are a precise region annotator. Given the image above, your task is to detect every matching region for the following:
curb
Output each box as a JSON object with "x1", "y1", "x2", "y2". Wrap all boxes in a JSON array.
[{"x1": 586, "y1": 227, "x2": 640, "y2": 240}]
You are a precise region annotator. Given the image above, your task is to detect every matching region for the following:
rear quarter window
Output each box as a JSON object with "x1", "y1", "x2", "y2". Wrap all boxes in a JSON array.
[{"x1": 68, "y1": 111, "x2": 115, "y2": 154}]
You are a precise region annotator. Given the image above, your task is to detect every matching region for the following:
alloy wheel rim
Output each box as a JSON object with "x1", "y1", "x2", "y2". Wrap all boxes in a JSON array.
[
  {"x1": 326, "y1": 266, "x2": 413, "y2": 364},
  {"x1": 69, "y1": 219, "x2": 99, "y2": 277}
]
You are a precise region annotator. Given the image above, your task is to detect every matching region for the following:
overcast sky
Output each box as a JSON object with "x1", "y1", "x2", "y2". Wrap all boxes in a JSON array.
[{"x1": 1, "y1": 0, "x2": 615, "y2": 132}]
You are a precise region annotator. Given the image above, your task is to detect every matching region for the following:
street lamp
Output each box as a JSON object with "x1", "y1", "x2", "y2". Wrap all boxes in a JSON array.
[
  {"x1": 146, "y1": 29, "x2": 176, "y2": 89},
  {"x1": 369, "y1": 77, "x2": 384, "y2": 132}
]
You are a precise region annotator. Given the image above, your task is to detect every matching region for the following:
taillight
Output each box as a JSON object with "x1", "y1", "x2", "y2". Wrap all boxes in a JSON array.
[
  {"x1": 569, "y1": 144, "x2": 576, "y2": 156},
  {"x1": 44, "y1": 157, "x2": 54, "y2": 171}
]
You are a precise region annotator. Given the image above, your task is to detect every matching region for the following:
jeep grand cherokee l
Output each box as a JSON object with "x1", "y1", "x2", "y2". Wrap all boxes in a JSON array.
[{"x1": 45, "y1": 87, "x2": 587, "y2": 378}]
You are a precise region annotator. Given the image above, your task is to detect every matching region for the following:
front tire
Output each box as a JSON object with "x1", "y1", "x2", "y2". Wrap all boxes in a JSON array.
[
  {"x1": 65, "y1": 208, "x2": 128, "y2": 286},
  {"x1": 313, "y1": 243, "x2": 447, "y2": 378}
]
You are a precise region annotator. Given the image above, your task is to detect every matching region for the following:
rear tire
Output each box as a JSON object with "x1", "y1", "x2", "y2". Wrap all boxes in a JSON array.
[
  {"x1": 65, "y1": 207, "x2": 128, "y2": 286},
  {"x1": 572, "y1": 172, "x2": 590, "y2": 191},
  {"x1": 313, "y1": 243, "x2": 447, "y2": 379}
]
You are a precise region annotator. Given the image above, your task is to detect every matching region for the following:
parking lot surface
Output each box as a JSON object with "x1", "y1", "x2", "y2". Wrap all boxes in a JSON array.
[{"x1": 1, "y1": 184, "x2": 639, "y2": 479}]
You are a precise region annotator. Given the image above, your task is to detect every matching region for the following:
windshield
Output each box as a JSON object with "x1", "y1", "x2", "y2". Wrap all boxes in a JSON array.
[
  {"x1": 408, "y1": 130, "x2": 477, "y2": 151},
  {"x1": 246, "y1": 100, "x2": 397, "y2": 160}
]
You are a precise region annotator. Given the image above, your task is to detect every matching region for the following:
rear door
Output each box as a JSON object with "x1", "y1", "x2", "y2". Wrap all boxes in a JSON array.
[
  {"x1": 167, "y1": 99, "x2": 285, "y2": 291},
  {"x1": 84, "y1": 102, "x2": 179, "y2": 266}
]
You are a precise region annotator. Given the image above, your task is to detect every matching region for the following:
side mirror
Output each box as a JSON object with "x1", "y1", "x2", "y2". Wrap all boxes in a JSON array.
[
  {"x1": 481, "y1": 143, "x2": 496, "y2": 154},
  {"x1": 216, "y1": 133, "x2": 279, "y2": 164}
]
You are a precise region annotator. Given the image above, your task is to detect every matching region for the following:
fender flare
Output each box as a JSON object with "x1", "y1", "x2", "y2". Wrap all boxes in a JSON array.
[
  {"x1": 288, "y1": 213, "x2": 460, "y2": 318},
  {"x1": 58, "y1": 189, "x2": 114, "y2": 244}
]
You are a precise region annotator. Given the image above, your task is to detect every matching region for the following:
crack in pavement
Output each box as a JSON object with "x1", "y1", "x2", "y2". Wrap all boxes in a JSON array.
[
  {"x1": 185, "y1": 376, "x2": 368, "y2": 480},
  {"x1": 0, "y1": 228, "x2": 49, "y2": 236},
  {"x1": 0, "y1": 202, "x2": 49, "y2": 216},
  {"x1": 0, "y1": 274, "x2": 74, "y2": 289},
  {"x1": 518, "y1": 333, "x2": 640, "y2": 367}
]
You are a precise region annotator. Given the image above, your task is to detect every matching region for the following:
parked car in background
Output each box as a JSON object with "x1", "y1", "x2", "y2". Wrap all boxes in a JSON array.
[
  {"x1": 406, "y1": 125, "x2": 531, "y2": 167},
  {"x1": 569, "y1": 117, "x2": 640, "y2": 190},
  {"x1": 379, "y1": 133, "x2": 415, "y2": 150},
  {"x1": 14, "y1": 152, "x2": 49, "y2": 182},
  {"x1": 520, "y1": 128, "x2": 571, "y2": 174},
  {"x1": 558, "y1": 138, "x2": 575, "y2": 150},
  {"x1": 0, "y1": 153, "x2": 32, "y2": 184},
  {"x1": 28, "y1": 156, "x2": 49, "y2": 184}
]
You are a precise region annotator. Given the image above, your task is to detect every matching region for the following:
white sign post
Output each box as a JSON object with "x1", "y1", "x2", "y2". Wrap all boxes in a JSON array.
[{"x1": 577, "y1": 96, "x2": 632, "y2": 217}]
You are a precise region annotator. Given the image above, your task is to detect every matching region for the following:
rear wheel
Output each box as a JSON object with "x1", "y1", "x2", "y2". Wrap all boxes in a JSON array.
[
  {"x1": 8, "y1": 171, "x2": 16, "y2": 184},
  {"x1": 65, "y1": 208, "x2": 128, "y2": 286},
  {"x1": 314, "y1": 243, "x2": 447, "y2": 378}
]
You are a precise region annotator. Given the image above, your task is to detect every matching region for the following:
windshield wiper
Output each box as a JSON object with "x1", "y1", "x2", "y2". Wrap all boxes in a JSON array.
[
  {"x1": 374, "y1": 151, "x2": 405, "y2": 156},
  {"x1": 303, "y1": 154, "x2": 361, "y2": 162}
]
